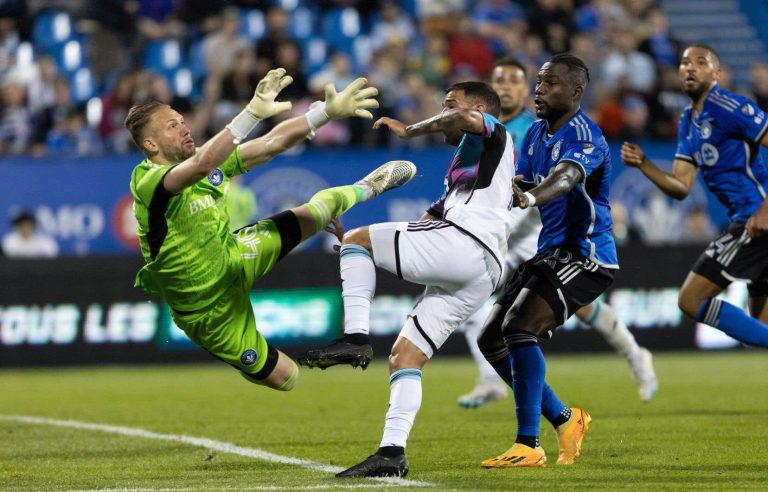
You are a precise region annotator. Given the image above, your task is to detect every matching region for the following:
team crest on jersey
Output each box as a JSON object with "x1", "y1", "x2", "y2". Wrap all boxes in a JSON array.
[
  {"x1": 240, "y1": 348, "x2": 258, "y2": 366},
  {"x1": 583, "y1": 143, "x2": 594, "y2": 155},
  {"x1": 208, "y1": 168, "x2": 224, "y2": 186},
  {"x1": 700, "y1": 143, "x2": 719, "y2": 166},
  {"x1": 742, "y1": 104, "x2": 756, "y2": 116},
  {"x1": 700, "y1": 121, "x2": 712, "y2": 139},
  {"x1": 552, "y1": 139, "x2": 562, "y2": 160}
]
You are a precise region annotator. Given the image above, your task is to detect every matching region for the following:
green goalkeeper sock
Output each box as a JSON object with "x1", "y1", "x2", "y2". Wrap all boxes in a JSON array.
[{"x1": 305, "y1": 185, "x2": 364, "y2": 232}]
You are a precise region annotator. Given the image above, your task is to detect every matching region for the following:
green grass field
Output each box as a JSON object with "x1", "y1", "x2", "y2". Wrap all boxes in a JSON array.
[{"x1": 2, "y1": 352, "x2": 767, "y2": 491}]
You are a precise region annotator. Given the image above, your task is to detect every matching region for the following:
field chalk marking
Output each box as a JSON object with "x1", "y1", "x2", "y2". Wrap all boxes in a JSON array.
[{"x1": 0, "y1": 414, "x2": 433, "y2": 488}]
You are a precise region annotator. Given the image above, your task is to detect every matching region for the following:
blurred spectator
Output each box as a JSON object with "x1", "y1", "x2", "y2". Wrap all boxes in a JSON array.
[
  {"x1": 416, "y1": 0, "x2": 466, "y2": 37},
  {"x1": 45, "y1": 107, "x2": 103, "y2": 157},
  {"x1": 274, "y1": 41, "x2": 308, "y2": 101},
  {"x1": 2, "y1": 210, "x2": 59, "y2": 258},
  {"x1": 601, "y1": 30, "x2": 657, "y2": 94},
  {"x1": 31, "y1": 74, "x2": 73, "y2": 155},
  {"x1": 414, "y1": 35, "x2": 451, "y2": 89},
  {"x1": 610, "y1": 200, "x2": 640, "y2": 246},
  {"x1": 447, "y1": 16, "x2": 494, "y2": 79},
  {"x1": 26, "y1": 55, "x2": 57, "y2": 118},
  {"x1": 256, "y1": 7, "x2": 296, "y2": 72},
  {"x1": 620, "y1": 95, "x2": 650, "y2": 139},
  {"x1": 529, "y1": 0, "x2": 574, "y2": 54},
  {"x1": 213, "y1": 47, "x2": 261, "y2": 131},
  {"x1": 648, "y1": 65, "x2": 688, "y2": 139},
  {"x1": 393, "y1": 72, "x2": 442, "y2": 148},
  {"x1": 99, "y1": 71, "x2": 136, "y2": 153},
  {"x1": 637, "y1": 7, "x2": 681, "y2": 67},
  {"x1": 569, "y1": 31, "x2": 602, "y2": 112},
  {"x1": 471, "y1": 0, "x2": 525, "y2": 56},
  {"x1": 750, "y1": 61, "x2": 768, "y2": 111},
  {"x1": 309, "y1": 51, "x2": 356, "y2": 96},
  {"x1": 0, "y1": 82, "x2": 31, "y2": 154},
  {"x1": 136, "y1": 0, "x2": 185, "y2": 42},
  {"x1": 370, "y1": 0, "x2": 416, "y2": 53},
  {"x1": 0, "y1": 17, "x2": 20, "y2": 76},
  {"x1": 202, "y1": 7, "x2": 251, "y2": 78}
]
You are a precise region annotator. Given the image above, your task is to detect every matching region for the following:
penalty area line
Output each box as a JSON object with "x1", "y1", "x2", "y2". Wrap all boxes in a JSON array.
[{"x1": 0, "y1": 414, "x2": 433, "y2": 488}]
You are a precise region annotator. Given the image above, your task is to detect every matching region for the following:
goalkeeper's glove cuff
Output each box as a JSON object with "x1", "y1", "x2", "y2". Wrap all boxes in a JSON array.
[
  {"x1": 305, "y1": 101, "x2": 330, "y2": 140},
  {"x1": 226, "y1": 109, "x2": 261, "y2": 144}
]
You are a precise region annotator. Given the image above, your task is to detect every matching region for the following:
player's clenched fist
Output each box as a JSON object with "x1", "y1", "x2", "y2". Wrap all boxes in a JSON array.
[
  {"x1": 620, "y1": 142, "x2": 646, "y2": 168},
  {"x1": 247, "y1": 68, "x2": 294, "y2": 119}
]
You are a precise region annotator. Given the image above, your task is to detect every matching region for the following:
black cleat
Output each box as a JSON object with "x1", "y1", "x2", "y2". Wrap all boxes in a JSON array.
[
  {"x1": 297, "y1": 338, "x2": 373, "y2": 370},
  {"x1": 336, "y1": 453, "x2": 409, "y2": 478}
]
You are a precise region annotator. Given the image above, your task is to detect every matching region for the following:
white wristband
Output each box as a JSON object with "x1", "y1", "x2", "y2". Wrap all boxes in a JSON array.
[
  {"x1": 523, "y1": 191, "x2": 537, "y2": 207},
  {"x1": 304, "y1": 101, "x2": 330, "y2": 139},
  {"x1": 226, "y1": 109, "x2": 261, "y2": 144}
]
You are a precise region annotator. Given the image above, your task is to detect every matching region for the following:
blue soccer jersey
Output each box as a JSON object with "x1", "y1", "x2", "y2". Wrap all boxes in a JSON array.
[
  {"x1": 503, "y1": 108, "x2": 537, "y2": 156},
  {"x1": 675, "y1": 84, "x2": 768, "y2": 223},
  {"x1": 517, "y1": 110, "x2": 618, "y2": 268}
]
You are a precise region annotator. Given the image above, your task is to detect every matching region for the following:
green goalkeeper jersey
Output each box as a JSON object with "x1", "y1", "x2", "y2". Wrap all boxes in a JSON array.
[{"x1": 130, "y1": 148, "x2": 246, "y2": 311}]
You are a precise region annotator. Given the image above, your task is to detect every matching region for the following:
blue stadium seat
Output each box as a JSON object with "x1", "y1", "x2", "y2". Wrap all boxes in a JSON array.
[
  {"x1": 351, "y1": 35, "x2": 373, "y2": 72},
  {"x1": 240, "y1": 9, "x2": 266, "y2": 41},
  {"x1": 322, "y1": 7, "x2": 365, "y2": 53},
  {"x1": 289, "y1": 6, "x2": 317, "y2": 41},
  {"x1": 50, "y1": 39, "x2": 85, "y2": 74},
  {"x1": 186, "y1": 40, "x2": 207, "y2": 82},
  {"x1": 301, "y1": 37, "x2": 328, "y2": 76},
  {"x1": 143, "y1": 39, "x2": 183, "y2": 72},
  {"x1": 69, "y1": 67, "x2": 95, "y2": 103},
  {"x1": 32, "y1": 11, "x2": 73, "y2": 50},
  {"x1": 166, "y1": 67, "x2": 201, "y2": 102}
]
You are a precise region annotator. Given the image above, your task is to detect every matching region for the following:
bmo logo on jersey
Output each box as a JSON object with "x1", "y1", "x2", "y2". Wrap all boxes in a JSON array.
[{"x1": 189, "y1": 195, "x2": 215, "y2": 214}]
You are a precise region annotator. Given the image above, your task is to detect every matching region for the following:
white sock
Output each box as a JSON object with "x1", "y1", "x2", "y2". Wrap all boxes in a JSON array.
[
  {"x1": 380, "y1": 368, "x2": 422, "y2": 448},
  {"x1": 340, "y1": 244, "x2": 375, "y2": 335},
  {"x1": 583, "y1": 300, "x2": 641, "y2": 359},
  {"x1": 464, "y1": 299, "x2": 501, "y2": 381}
]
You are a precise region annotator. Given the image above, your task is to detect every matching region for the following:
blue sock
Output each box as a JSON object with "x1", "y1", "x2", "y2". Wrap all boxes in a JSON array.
[
  {"x1": 482, "y1": 347, "x2": 514, "y2": 387},
  {"x1": 696, "y1": 298, "x2": 768, "y2": 348},
  {"x1": 509, "y1": 343, "x2": 545, "y2": 443},
  {"x1": 541, "y1": 383, "x2": 568, "y2": 426}
]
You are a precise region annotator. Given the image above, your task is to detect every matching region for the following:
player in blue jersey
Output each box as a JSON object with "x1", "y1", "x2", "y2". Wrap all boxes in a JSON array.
[
  {"x1": 458, "y1": 57, "x2": 657, "y2": 408},
  {"x1": 622, "y1": 44, "x2": 768, "y2": 348},
  {"x1": 478, "y1": 54, "x2": 617, "y2": 468}
]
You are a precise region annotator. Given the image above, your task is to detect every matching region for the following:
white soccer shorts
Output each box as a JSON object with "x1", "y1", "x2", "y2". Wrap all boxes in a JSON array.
[{"x1": 369, "y1": 220, "x2": 497, "y2": 358}]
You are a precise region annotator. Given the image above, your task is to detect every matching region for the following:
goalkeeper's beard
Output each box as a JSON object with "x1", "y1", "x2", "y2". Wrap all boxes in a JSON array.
[{"x1": 160, "y1": 141, "x2": 196, "y2": 163}]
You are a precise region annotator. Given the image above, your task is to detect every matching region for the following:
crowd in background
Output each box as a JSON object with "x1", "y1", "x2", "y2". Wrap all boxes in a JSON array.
[{"x1": 1, "y1": 0, "x2": 767, "y2": 157}]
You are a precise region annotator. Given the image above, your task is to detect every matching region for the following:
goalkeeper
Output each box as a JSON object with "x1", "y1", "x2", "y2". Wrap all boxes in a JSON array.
[{"x1": 127, "y1": 69, "x2": 416, "y2": 391}]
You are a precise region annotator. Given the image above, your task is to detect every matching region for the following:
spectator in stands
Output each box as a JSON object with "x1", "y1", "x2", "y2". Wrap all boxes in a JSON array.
[
  {"x1": 136, "y1": 0, "x2": 185, "y2": 42},
  {"x1": 99, "y1": 71, "x2": 136, "y2": 154},
  {"x1": 471, "y1": 0, "x2": 525, "y2": 58},
  {"x1": 601, "y1": 30, "x2": 657, "y2": 94},
  {"x1": 202, "y1": 7, "x2": 251, "y2": 78},
  {"x1": 648, "y1": 65, "x2": 688, "y2": 139},
  {"x1": 620, "y1": 95, "x2": 650, "y2": 139},
  {"x1": 26, "y1": 55, "x2": 57, "y2": 118},
  {"x1": 31, "y1": 75, "x2": 73, "y2": 155},
  {"x1": 749, "y1": 61, "x2": 768, "y2": 111},
  {"x1": 637, "y1": 8, "x2": 681, "y2": 67},
  {"x1": 529, "y1": 0, "x2": 574, "y2": 54},
  {"x1": 274, "y1": 41, "x2": 308, "y2": 102},
  {"x1": 416, "y1": 0, "x2": 466, "y2": 37},
  {"x1": 45, "y1": 107, "x2": 103, "y2": 157},
  {"x1": 415, "y1": 34, "x2": 450, "y2": 89},
  {"x1": 256, "y1": 7, "x2": 297, "y2": 71},
  {"x1": 0, "y1": 81, "x2": 31, "y2": 154},
  {"x1": 370, "y1": 0, "x2": 416, "y2": 53},
  {"x1": 447, "y1": 16, "x2": 494, "y2": 79},
  {"x1": 2, "y1": 210, "x2": 59, "y2": 258},
  {"x1": 309, "y1": 52, "x2": 356, "y2": 99},
  {"x1": 0, "y1": 16, "x2": 20, "y2": 77}
]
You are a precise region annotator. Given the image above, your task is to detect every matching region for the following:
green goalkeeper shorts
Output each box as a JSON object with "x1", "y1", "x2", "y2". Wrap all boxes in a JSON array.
[{"x1": 172, "y1": 211, "x2": 303, "y2": 379}]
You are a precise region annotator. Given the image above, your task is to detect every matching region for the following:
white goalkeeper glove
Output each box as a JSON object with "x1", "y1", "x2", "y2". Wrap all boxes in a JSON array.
[
  {"x1": 227, "y1": 68, "x2": 294, "y2": 144},
  {"x1": 305, "y1": 77, "x2": 379, "y2": 138}
]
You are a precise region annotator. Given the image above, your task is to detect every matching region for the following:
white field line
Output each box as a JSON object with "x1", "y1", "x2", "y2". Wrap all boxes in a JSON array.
[
  {"x1": 59, "y1": 487, "x2": 403, "y2": 492},
  {"x1": 0, "y1": 414, "x2": 433, "y2": 489}
]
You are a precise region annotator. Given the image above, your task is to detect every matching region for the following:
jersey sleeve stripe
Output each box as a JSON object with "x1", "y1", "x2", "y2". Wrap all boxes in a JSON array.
[
  {"x1": 755, "y1": 116, "x2": 768, "y2": 144},
  {"x1": 675, "y1": 153, "x2": 695, "y2": 163}
]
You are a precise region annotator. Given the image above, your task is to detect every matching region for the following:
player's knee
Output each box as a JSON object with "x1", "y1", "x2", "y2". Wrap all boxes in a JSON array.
[
  {"x1": 341, "y1": 227, "x2": 371, "y2": 249},
  {"x1": 388, "y1": 342, "x2": 426, "y2": 371},
  {"x1": 678, "y1": 289, "x2": 703, "y2": 319},
  {"x1": 502, "y1": 308, "x2": 546, "y2": 338}
]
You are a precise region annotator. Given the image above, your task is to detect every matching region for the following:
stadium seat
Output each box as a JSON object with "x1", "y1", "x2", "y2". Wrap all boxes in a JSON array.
[
  {"x1": 322, "y1": 8, "x2": 365, "y2": 53},
  {"x1": 301, "y1": 37, "x2": 328, "y2": 76},
  {"x1": 289, "y1": 6, "x2": 317, "y2": 41},
  {"x1": 240, "y1": 9, "x2": 266, "y2": 41},
  {"x1": 50, "y1": 39, "x2": 85, "y2": 74},
  {"x1": 351, "y1": 35, "x2": 373, "y2": 72},
  {"x1": 186, "y1": 40, "x2": 207, "y2": 82},
  {"x1": 143, "y1": 39, "x2": 183, "y2": 72},
  {"x1": 166, "y1": 67, "x2": 202, "y2": 102},
  {"x1": 32, "y1": 11, "x2": 73, "y2": 50},
  {"x1": 70, "y1": 67, "x2": 95, "y2": 103}
]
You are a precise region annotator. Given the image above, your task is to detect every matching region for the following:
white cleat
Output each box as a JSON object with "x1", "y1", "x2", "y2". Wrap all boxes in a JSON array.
[
  {"x1": 629, "y1": 347, "x2": 658, "y2": 402},
  {"x1": 458, "y1": 378, "x2": 509, "y2": 408},
  {"x1": 356, "y1": 160, "x2": 417, "y2": 198}
]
